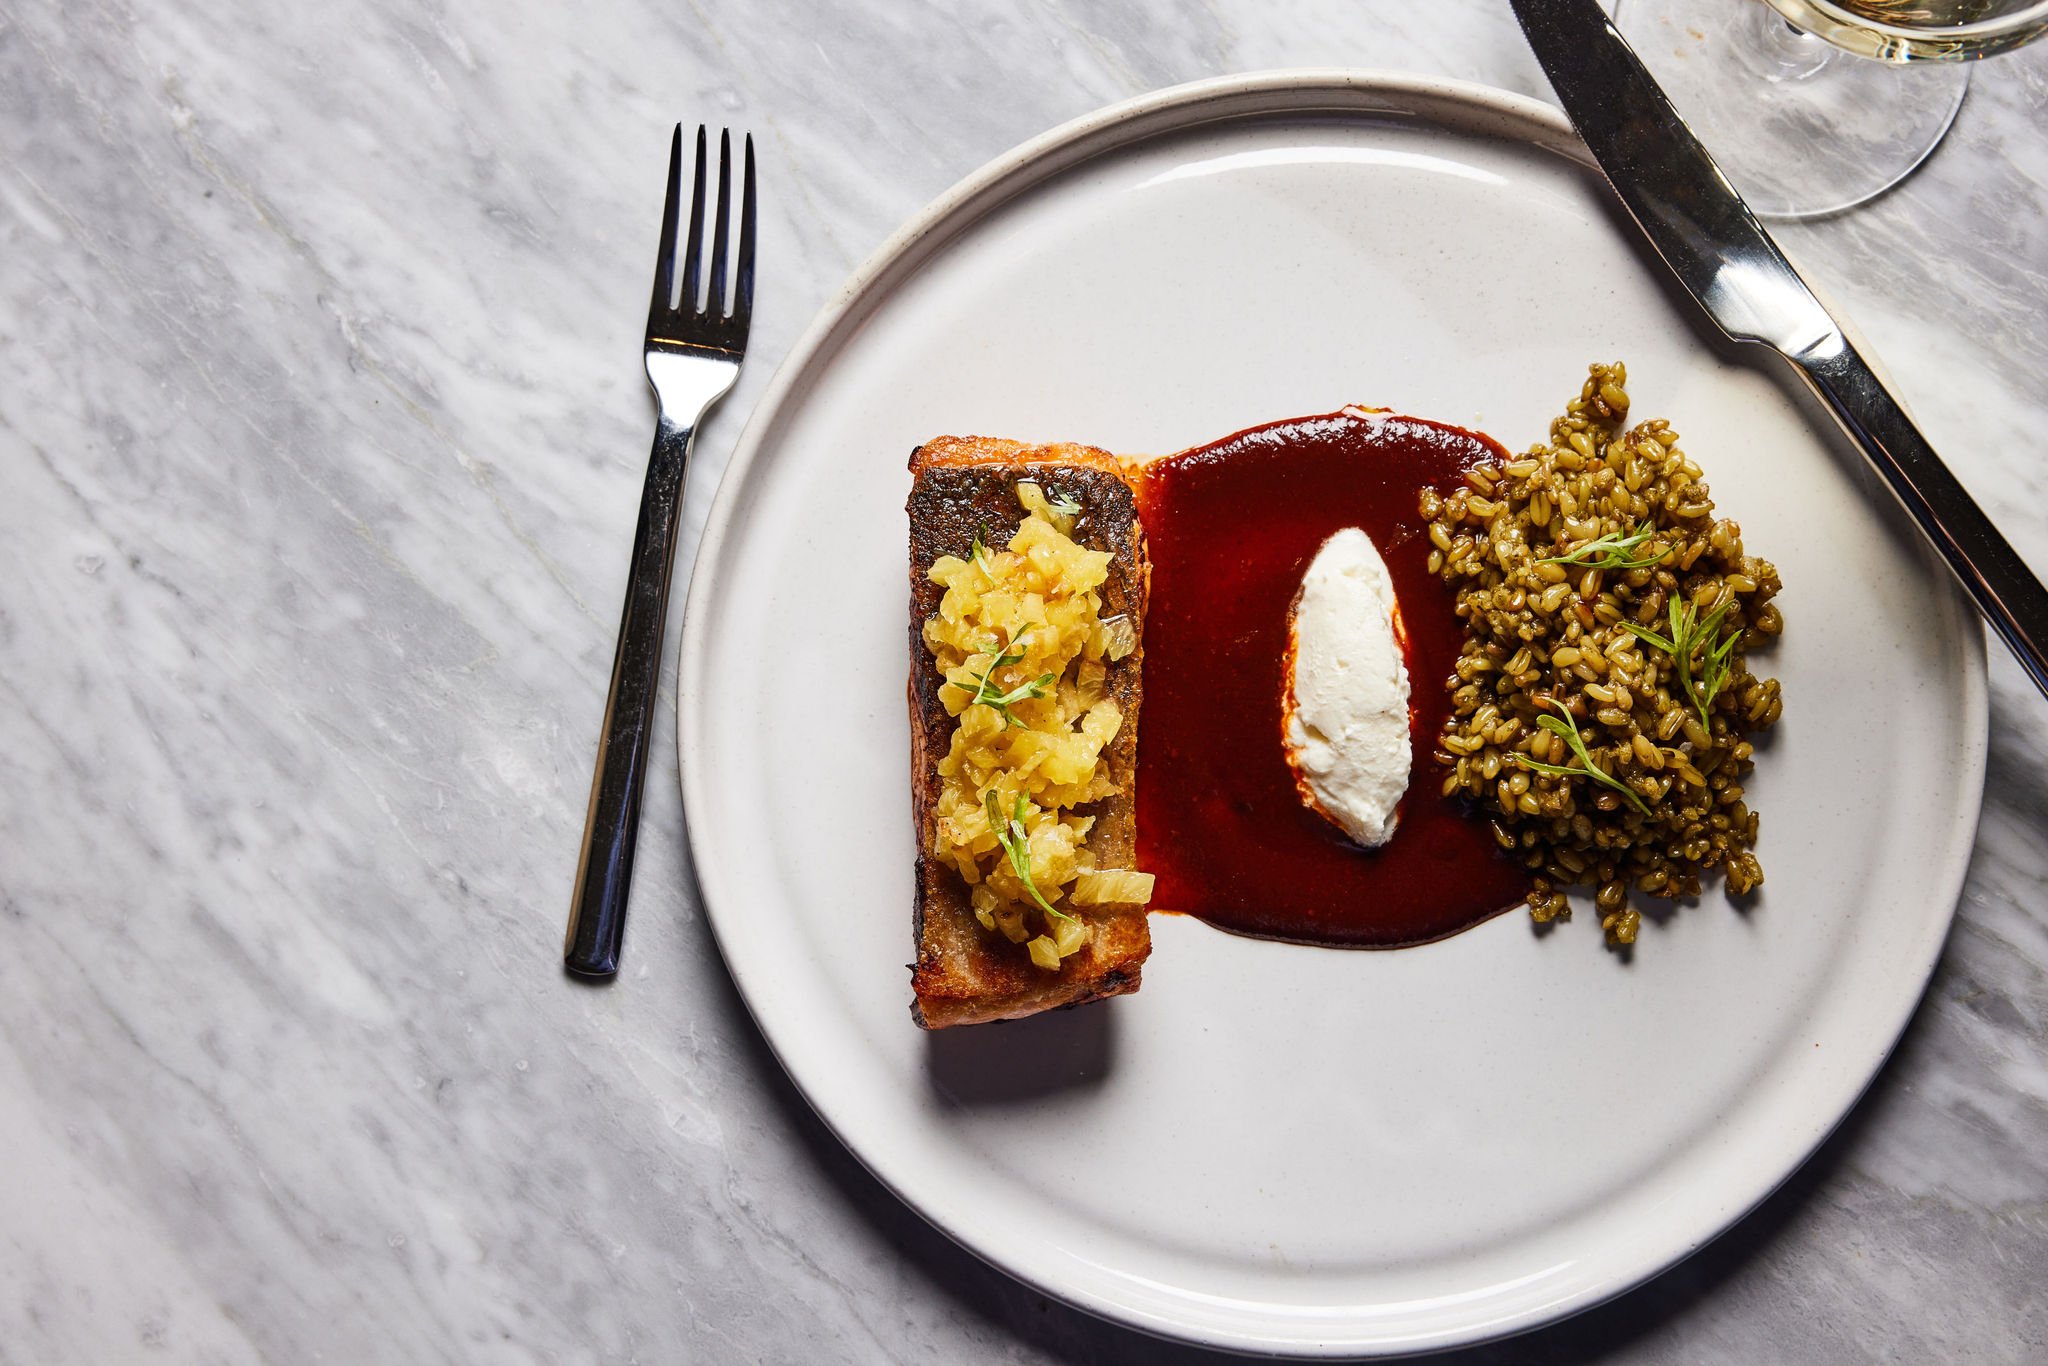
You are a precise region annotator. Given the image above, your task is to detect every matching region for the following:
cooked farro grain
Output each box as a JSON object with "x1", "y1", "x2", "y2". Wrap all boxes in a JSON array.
[{"x1": 1424, "y1": 364, "x2": 1783, "y2": 945}]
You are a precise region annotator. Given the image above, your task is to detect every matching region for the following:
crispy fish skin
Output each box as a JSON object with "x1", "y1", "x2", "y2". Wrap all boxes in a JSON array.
[{"x1": 907, "y1": 436, "x2": 1150, "y2": 1029}]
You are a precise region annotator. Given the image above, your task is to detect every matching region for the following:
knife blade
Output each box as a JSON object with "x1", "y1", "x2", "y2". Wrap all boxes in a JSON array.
[{"x1": 1512, "y1": 0, "x2": 2048, "y2": 698}]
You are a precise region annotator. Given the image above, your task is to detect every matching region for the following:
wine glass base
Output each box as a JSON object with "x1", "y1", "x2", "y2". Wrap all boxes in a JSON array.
[{"x1": 1613, "y1": 0, "x2": 1969, "y2": 220}]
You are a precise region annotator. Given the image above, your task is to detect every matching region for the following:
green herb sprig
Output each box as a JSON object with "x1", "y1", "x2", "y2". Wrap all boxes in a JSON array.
[
  {"x1": 967, "y1": 629, "x2": 1054, "y2": 728},
  {"x1": 985, "y1": 788, "x2": 1072, "y2": 922},
  {"x1": 1517, "y1": 698, "x2": 1653, "y2": 817},
  {"x1": 970, "y1": 524, "x2": 996, "y2": 575},
  {"x1": 1623, "y1": 596, "x2": 1739, "y2": 729},
  {"x1": 1047, "y1": 491, "x2": 1082, "y2": 519},
  {"x1": 1538, "y1": 525, "x2": 1666, "y2": 571}
]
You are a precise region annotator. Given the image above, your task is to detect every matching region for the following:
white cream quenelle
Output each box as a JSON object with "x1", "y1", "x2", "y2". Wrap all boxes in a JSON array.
[{"x1": 1281, "y1": 528, "x2": 1413, "y2": 848}]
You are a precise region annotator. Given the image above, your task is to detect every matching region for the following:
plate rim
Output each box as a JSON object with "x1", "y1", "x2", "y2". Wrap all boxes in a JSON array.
[{"x1": 676, "y1": 68, "x2": 1991, "y2": 1356}]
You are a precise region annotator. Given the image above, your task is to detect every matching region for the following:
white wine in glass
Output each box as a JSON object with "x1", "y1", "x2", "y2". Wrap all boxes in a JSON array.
[
  {"x1": 1768, "y1": 0, "x2": 2048, "y2": 59},
  {"x1": 1614, "y1": 0, "x2": 2048, "y2": 218}
]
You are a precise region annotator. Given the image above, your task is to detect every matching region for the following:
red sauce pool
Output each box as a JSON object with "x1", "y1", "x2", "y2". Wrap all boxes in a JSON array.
[{"x1": 1136, "y1": 410, "x2": 1531, "y2": 946}]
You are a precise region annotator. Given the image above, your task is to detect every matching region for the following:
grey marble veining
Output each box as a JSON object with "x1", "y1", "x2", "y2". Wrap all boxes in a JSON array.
[{"x1": 1, "y1": 1, "x2": 2043, "y2": 1361}]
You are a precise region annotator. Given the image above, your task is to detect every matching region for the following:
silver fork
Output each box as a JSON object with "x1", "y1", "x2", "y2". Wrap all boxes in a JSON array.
[{"x1": 566, "y1": 125, "x2": 755, "y2": 978}]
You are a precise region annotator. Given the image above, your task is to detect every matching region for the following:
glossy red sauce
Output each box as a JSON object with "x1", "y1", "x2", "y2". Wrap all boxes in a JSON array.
[{"x1": 1136, "y1": 410, "x2": 1532, "y2": 946}]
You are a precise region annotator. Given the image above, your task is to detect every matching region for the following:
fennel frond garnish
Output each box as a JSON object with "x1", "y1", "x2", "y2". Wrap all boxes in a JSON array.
[
  {"x1": 967, "y1": 629, "x2": 1053, "y2": 728},
  {"x1": 985, "y1": 788, "x2": 1072, "y2": 922},
  {"x1": 1538, "y1": 525, "x2": 1666, "y2": 570},
  {"x1": 1517, "y1": 697, "x2": 1653, "y2": 817},
  {"x1": 1623, "y1": 597, "x2": 1740, "y2": 729}
]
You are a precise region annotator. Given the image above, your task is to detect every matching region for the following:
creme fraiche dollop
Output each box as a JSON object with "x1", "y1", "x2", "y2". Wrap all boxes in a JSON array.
[{"x1": 1281, "y1": 527, "x2": 1412, "y2": 848}]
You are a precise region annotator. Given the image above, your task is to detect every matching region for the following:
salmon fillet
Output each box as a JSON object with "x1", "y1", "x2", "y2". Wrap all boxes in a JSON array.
[{"x1": 906, "y1": 436, "x2": 1151, "y2": 1029}]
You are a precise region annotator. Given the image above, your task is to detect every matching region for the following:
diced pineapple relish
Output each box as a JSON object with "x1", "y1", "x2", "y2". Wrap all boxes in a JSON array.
[{"x1": 923, "y1": 481, "x2": 1154, "y2": 969}]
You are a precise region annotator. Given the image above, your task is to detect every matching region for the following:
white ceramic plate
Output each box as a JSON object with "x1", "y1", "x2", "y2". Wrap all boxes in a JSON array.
[{"x1": 677, "y1": 73, "x2": 1987, "y2": 1356}]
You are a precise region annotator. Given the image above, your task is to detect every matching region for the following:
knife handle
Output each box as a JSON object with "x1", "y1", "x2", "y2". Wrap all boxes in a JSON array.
[{"x1": 1795, "y1": 338, "x2": 2048, "y2": 697}]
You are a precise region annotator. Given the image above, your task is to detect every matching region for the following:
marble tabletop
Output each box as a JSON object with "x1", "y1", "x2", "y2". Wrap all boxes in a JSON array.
[{"x1": 4, "y1": 1, "x2": 2044, "y2": 1360}]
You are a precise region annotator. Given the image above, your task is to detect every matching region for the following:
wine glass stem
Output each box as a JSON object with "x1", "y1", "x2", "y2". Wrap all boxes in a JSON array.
[
  {"x1": 1744, "y1": 5, "x2": 1836, "y2": 80},
  {"x1": 1610, "y1": 0, "x2": 1972, "y2": 219}
]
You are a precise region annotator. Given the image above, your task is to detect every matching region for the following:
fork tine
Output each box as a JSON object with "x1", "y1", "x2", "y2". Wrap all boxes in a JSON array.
[
  {"x1": 733, "y1": 133, "x2": 756, "y2": 331},
  {"x1": 707, "y1": 129, "x2": 733, "y2": 318},
  {"x1": 680, "y1": 126, "x2": 708, "y2": 315},
  {"x1": 647, "y1": 125, "x2": 683, "y2": 325}
]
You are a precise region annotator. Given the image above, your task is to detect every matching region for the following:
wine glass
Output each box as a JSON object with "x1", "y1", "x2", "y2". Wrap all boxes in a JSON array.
[{"x1": 1613, "y1": 0, "x2": 2048, "y2": 219}]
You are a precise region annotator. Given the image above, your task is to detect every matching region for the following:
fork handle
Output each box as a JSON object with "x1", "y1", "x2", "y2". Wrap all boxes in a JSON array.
[{"x1": 565, "y1": 414, "x2": 694, "y2": 977}]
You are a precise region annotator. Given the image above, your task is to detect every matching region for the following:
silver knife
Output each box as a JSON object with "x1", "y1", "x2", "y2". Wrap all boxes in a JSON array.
[{"x1": 1512, "y1": 0, "x2": 2048, "y2": 698}]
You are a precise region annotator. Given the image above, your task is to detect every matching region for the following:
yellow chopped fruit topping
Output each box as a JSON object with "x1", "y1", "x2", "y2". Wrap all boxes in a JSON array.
[
  {"x1": 1026, "y1": 935, "x2": 1062, "y2": 971},
  {"x1": 1071, "y1": 869, "x2": 1156, "y2": 907},
  {"x1": 923, "y1": 482, "x2": 1151, "y2": 969}
]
